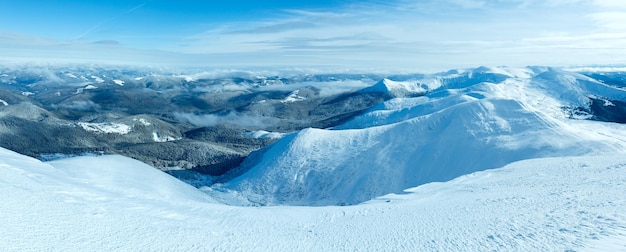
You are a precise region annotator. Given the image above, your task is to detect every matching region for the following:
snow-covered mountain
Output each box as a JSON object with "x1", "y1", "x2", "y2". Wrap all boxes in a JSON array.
[
  {"x1": 360, "y1": 78, "x2": 426, "y2": 98},
  {"x1": 218, "y1": 66, "x2": 626, "y2": 206},
  {"x1": 0, "y1": 65, "x2": 386, "y2": 175},
  {"x1": 2, "y1": 65, "x2": 626, "y2": 250},
  {"x1": 2, "y1": 142, "x2": 626, "y2": 251}
]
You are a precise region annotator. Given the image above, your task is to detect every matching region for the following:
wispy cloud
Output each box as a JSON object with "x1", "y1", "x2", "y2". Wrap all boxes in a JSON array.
[
  {"x1": 589, "y1": 12, "x2": 626, "y2": 30},
  {"x1": 2, "y1": 0, "x2": 625, "y2": 72},
  {"x1": 592, "y1": 0, "x2": 626, "y2": 9},
  {"x1": 92, "y1": 40, "x2": 121, "y2": 45},
  {"x1": 226, "y1": 21, "x2": 318, "y2": 34},
  {"x1": 165, "y1": 0, "x2": 626, "y2": 71},
  {"x1": 73, "y1": 0, "x2": 153, "y2": 40},
  {"x1": 174, "y1": 112, "x2": 283, "y2": 129}
]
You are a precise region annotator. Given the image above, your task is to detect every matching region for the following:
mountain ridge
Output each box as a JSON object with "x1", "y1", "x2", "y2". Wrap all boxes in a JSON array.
[{"x1": 216, "y1": 66, "x2": 626, "y2": 206}]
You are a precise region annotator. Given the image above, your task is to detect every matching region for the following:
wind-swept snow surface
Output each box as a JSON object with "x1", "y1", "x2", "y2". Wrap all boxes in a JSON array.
[
  {"x1": 1, "y1": 147, "x2": 626, "y2": 251},
  {"x1": 222, "y1": 67, "x2": 626, "y2": 206}
]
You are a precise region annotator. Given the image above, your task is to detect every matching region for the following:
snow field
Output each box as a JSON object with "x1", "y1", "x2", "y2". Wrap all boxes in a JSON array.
[{"x1": 0, "y1": 147, "x2": 625, "y2": 251}]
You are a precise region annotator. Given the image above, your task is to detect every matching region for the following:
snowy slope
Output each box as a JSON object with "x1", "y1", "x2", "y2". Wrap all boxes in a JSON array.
[
  {"x1": 360, "y1": 78, "x2": 426, "y2": 98},
  {"x1": 342, "y1": 67, "x2": 626, "y2": 129},
  {"x1": 1, "y1": 147, "x2": 626, "y2": 251},
  {"x1": 3, "y1": 65, "x2": 626, "y2": 250},
  {"x1": 47, "y1": 156, "x2": 215, "y2": 202},
  {"x1": 222, "y1": 67, "x2": 626, "y2": 206}
]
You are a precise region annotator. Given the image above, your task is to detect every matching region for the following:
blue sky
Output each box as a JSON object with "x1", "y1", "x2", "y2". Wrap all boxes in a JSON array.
[{"x1": 1, "y1": 0, "x2": 625, "y2": 72}]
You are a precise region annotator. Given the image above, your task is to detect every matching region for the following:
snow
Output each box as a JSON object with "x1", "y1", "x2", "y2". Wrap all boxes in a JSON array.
[
  {"x1": 90, "y1": 75, "x2": 105, "y2": 83},
  {"x1": 65, "y1": 73, "x2": 78, "y2": 78},
  {"x1": 133, "y1": 117, "x2": 151, "y2": 126},
  {"x1": 152, "y1": 132, "x2": 180, "y2": 142},
  {"x1": 281, "y1": 89, "x2": 306, "y2": 103},
  {"x1": 21, "y1": 91, "x2": 34, "y2": 96},
  {"x1": 0, "y1": 99, "x2": 8, "y2": 106},
  {"x1": 84, "y1": 84, "x2": 98, "y2": 90},
  {"x1": 243, "y1": 130, "x2": 286, "y2": 139},
  {"x1": 77, "y1": 122, "x2": 132, "y2": 134},
  {"x1": 584, "y1": 235, "x2": 626, "y2": 252},
  {"x1": 361, "y1": 78, "x2": 426, "y2": 97},
  {"x1": 0, "y1": 146, "x2": 625, "y2": 251},
  {"x1": 2, "y1": 66, "x2": 626, "y2": 250},
  {"x1": 75, "y1": 85, "x2": 97, "y2": 94},
  {"x1": 222, "y1": 67, "x2": 626, "y2": 206},
  {"x1": 113, "y1": 79, "x2": 125, "y2": 86},
  {"x1": 46, "y1": 155, "x2": 213, "y2": 202}
]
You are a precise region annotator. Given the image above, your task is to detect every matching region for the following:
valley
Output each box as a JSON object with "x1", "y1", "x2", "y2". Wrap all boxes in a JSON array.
[{"x1": 2, "y1": 64, "x2": 626, "y2": 250}]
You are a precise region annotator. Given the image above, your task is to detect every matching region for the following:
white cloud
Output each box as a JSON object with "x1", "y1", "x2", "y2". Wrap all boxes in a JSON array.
[
  {"x1": 165, "y1": 0, "x2": 621, "y2": 71},
  {"x1": 174, "y1": 112, "x2": 281, "y2": 128},
  {"x1": 589, "y1": 12, "x2": 626, "y2": 31},
  {"x1": 51, "y1": 100, "x2": 101, "y2": 111},
  {"x1": 1, "y1": 0, "x2": 625, "y2": 72},
  {"x1": 592, "y1": 0, "x2": 626, "y2": 9}
]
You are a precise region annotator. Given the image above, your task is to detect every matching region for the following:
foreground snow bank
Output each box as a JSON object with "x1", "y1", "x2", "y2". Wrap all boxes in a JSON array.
[
  {"x1": 1, "y1": 147, "x2": 625, "y2": 251},
  {"x1": 47, "y1": 155, "x2": 215, "y2": 203}
]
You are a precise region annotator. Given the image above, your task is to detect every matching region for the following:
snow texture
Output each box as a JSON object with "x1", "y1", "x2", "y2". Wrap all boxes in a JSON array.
[
  {"x1": 2, "y1": 66, "x2": 626, "y2": 251},
  {"x1": 360, "y1": 78, "x2": 426, "y2": 97},
  {"x1": 90, "y1": 75, "x2": 105, "y2": 83},
  {"x1": 152, "y1": 132, "x2": 180, "y2": 142},
  {"x1": 224, "y1": 67, "x2": 626, "y2": 205},
  {"x1": 77, "y1": 122, "x2": 132, "y2": 134},
  {"x1": 0, "y1": 147, "x2": 625, "y2": 251},
  {"x1": 113, "y1": 79, "x2": 125, "y2": 86},
  {"x1": 84, "y1": 84, "x2": 98, "y2": 90},
  {"x1": 281, "y1": 89, "x2": 307, "y2": 103}
]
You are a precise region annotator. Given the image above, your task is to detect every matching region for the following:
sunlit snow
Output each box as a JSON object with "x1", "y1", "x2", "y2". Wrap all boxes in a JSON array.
[
  {"x1": 77, "y1": 122, "x2": 132, "y2": 134},
  {"x1": 113, "y1": 79, "x2": 125, "y2": 86},
  {"x1": 2, "y1": 66, "x2": 626, "y2": 251},
  {"x1": 0, "y1": 147, "x2": 625, "y2": 251},
  {"x1": 281, "y1": 89, "x2": 307, "y2": 103},
  {"x1": 221, "y1": 67, "x2": 626, "y2": 206},
  {"x1": 90, "y1": 75, "x2": 105, "y2": 83}
]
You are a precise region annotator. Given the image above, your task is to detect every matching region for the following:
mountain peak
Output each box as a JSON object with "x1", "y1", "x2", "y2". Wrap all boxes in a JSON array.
[
  {"x1": 223, "y1": 66, "x2": 626, "y2": 206},
  {"x1": 360, "y1": 78, "x2": 425, "y2": 98}
]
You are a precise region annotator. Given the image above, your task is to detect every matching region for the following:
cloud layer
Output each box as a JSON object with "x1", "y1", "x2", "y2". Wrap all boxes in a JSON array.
[{"x1": 174, "y1": 112, "x2": 280, "y2": 129}]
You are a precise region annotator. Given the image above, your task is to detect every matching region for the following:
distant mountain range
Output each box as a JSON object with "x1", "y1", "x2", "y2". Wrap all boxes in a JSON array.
[
  {"x1": 2, "y1": 65, "x2": 626, "y2": 251},
  {"x1": 214, "y1": 66, "x2": 626, "y2": 205},
  {"x1": 0, "y1": 65, "x2": 415, "y2": 177},
  {"x1": 1, "y1": 65, "x2": 625, "y2": 194},
  {"x1": 0, "y1": 64, "x2": 626, "y2": 251}
]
